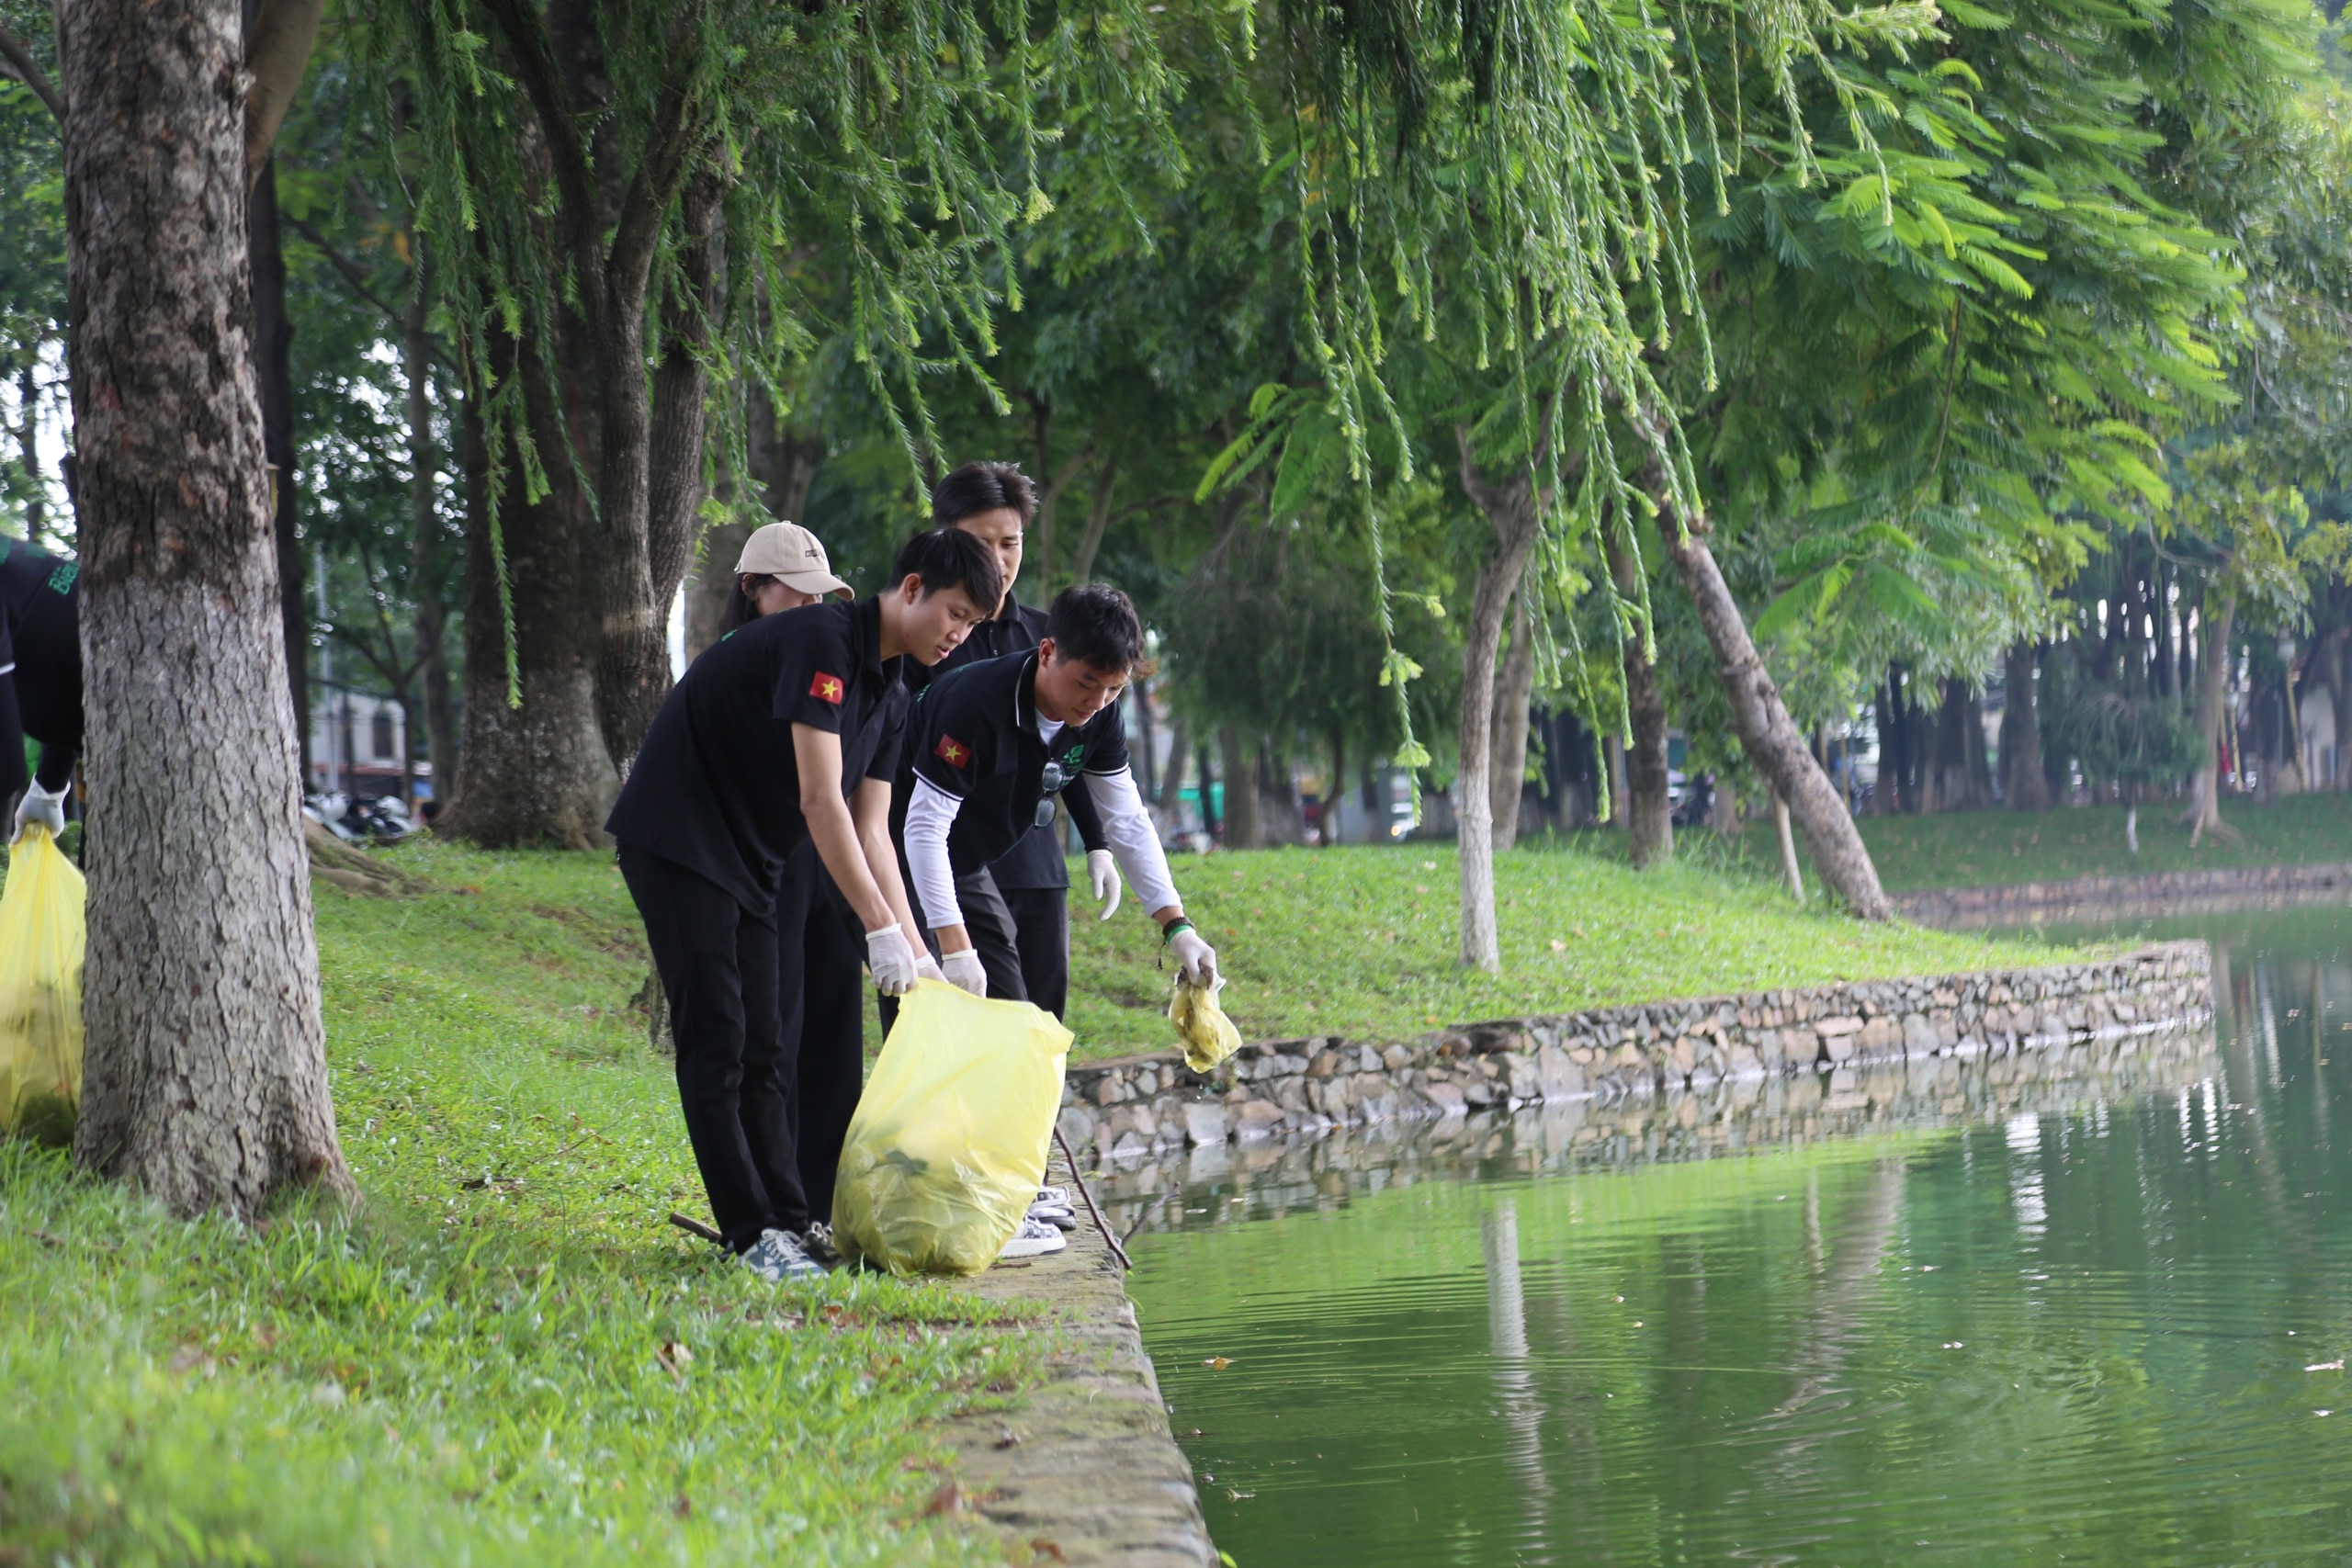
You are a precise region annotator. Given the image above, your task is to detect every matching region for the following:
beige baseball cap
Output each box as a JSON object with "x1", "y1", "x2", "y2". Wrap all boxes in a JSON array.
[{"x1": 736, "y1": 521, "x2": 851, "y2": 598}]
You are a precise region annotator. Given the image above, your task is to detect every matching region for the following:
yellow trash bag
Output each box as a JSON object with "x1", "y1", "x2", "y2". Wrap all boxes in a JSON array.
[
  {"x1": 1170, "y1": 974, "x2": 1239, "y2": 1075},
  {"x1": 831, "y1": 979, "x2": 1071, "y2": 1277},
  {"x1": 0, "y1": 826, "x2": 85, "y2": 1143}
]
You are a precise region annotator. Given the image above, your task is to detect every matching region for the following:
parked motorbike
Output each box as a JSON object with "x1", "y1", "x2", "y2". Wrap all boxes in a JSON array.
[{"x1": 303, "y1": 793, "x2": 414, "y2": 844}]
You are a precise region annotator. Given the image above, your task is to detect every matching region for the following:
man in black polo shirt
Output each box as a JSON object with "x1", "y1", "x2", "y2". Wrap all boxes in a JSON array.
[
  {"x1": 608, "y1": 530, "x2": 1000, "y2": 1283},
  {"x1": 911, "y1": 461, "x2": 1116, "y2": 1017},
  {"x1": 0, "y1": 535, "x2": 82, "y2": 842},
  {"x1": 897, "y1": 582, "x2": 1221, "y2": 999}
]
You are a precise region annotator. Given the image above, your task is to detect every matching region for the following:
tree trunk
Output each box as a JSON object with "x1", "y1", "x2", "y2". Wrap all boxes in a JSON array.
[
  {"x1": 1771, "y1": 791, "x2": 1804, "y2": 903},
  {"x1": 1871, "y1": 673, "x2": 1898, "y2": 815},
  {"x1": 1069, "y1": 456, "x2": 1119, "y2": 587},
  {"x1": 687, "y1": 378, "x2": 824, "y2": 659},
  {"x1": 14, "y1": 360, "x2": 45, "y2": 545},
  {"x1": 646, "y1": 164, "x2": 722, "y2": 640},
  {"x1": 1257, "y1": 739, "x2": 1304, "y2": 845},
  {"x1": 1488, "y1": 590, "x2": 1536, "y2": 852},
  {"x1": 2333, "y1": 627, "x2": 2352, "y2": 793},
  {"x1": 1651, "y1": 501, "x2": 1893, "y2": 919},
  {"x1": 1601, "y1": 517, "x2": 1672, "y2": 867},
  {"x1": 1217, "y1": 727, "x2": 1261, "y2": 850},
  {"x1": 403, "y1": 259, "x2": 458, "y2": 803},
  {"x1": 62, "y1": 0, "x2": 350, "y2": 1215},
  {"x1": 439, "y1": 329, "x2": 614, "y2": 847},
  {"x1": 248, "y1": 154, "x2": 307, "y2": 782},
  {"x1": 2185, "y1": 589, "x2": 2238, "y2": 844},
  {"x1": 1454, "y1": 429, "x2": 1549, "y2": 970},
  {"x1": 1155, "y1": 717, "x2": 1189, "y2": 812},
  {"x1": 2000, "y1": 640, "x2": 2051, "y2": 810}
]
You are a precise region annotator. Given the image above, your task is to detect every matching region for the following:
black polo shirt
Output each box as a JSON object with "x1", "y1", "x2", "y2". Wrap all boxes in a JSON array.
[
  {"x1": 0, "y1": 537, "x2": 83, "y2": 796},
  {"x1": 894, "y1": 650, "x2": 1130, "y2": 877},
  {"x1": 909, "y1": 592, "x2": 1104, "y2": 888},
  {"x1": 606, "y1": 596, "x2": 902, "y2": 912}
]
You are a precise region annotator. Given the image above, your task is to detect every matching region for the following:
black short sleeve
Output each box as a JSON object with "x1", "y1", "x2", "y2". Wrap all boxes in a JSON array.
[
  {"x1": 912, "y1": 708, "x2": 989, "y2": 798},
  {"x1": 1080, "y1": 696, "x2": 1132, "y2": 775},
  {"x1": 774, "y1": 608, "x2": 857, "y2": 734},
  {"x1": 865, "y1": 687, "x2": 908, "y2": 783}
]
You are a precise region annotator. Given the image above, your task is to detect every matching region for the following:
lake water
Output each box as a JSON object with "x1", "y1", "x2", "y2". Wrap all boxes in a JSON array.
[{"x1": 1116, "y1": 908, "x2": 2352, "y2": 1567}]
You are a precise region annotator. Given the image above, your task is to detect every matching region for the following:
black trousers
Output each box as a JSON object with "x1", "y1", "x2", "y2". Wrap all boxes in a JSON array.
[
  {"x1": 890, "y1": 864, "x2": 1072, "y2": 1024},
  {"x1": 775, "y1": 840, "x2": 870, "y2": 1224},
  {"x1": 619, "y1": 846, "x2": 807, "y2": 1252}
]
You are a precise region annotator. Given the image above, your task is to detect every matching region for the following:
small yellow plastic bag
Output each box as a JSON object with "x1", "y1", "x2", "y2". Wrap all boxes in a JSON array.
[
  {"x1": 831, "y1": 979, "x2": 1071, "y2": 1277},
  {"x1": 0, "y1": 826, "x2": 85, "y2": 1143},
  {"x1": 1170, "y1": 975, "x2": 1239, "y2": 1075}
]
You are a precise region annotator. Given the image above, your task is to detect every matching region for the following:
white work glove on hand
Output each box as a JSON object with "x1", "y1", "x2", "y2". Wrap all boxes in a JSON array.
[
  {"x1": 1086, "y1": 849, "x2": 1122, "y2": 920},
  {"x1": 865, "y1": 926, "x2": 921, "y2": 997},
  {"x1": 914, "y1": 953, "x2": 944, "y2": 985},
  {"x1": 940, "y1": 947, "x2": 989, "y2": 997},
  {"x1": 11, "y1": 780, "x2": 66, "y2": 843},
  {"x1": 1169, "y1": 927, "x2": 1219, "y2": 990}
]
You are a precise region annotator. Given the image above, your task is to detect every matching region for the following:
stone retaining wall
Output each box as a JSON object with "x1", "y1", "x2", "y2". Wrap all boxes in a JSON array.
[
  {"x1": 1057, "y1": 942, "x2": 2211, "y2": 1168},
  {"x1": 1897, "y1": 863, "x2": 2352, "y2": 929}
]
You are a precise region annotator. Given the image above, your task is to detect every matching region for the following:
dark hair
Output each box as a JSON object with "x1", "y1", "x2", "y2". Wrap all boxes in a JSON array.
[
  {"x1": 720, "y1": 574, "x2": 777, "y2": 634},
  {"x1": 931, "y1": 460, "x2": 1036, "y2": 526},
  {"x1": 1044, "y1": 583, "x2": 1144, "y2": 672},
  {"x1": 891, "y1": 528, "x2": 1004, "y2": 611}
]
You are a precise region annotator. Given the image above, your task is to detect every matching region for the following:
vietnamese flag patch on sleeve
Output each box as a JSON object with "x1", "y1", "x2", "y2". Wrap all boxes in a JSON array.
[
  {"x1": 809, "y1": 672, "x2": 845, "y2": 705},
  {"x1": 935, "y1": 735, "x2": 972, "y2": 769}
]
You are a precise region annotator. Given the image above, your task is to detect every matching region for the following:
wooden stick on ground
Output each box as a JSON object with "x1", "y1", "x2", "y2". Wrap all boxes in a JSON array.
[
  {"x1": 667, "y1": 1211, "x2": 723, "y2": 1245},
  {"x1": 1054, "y1": 1127, "x2": 1132, "y2": 1271}
]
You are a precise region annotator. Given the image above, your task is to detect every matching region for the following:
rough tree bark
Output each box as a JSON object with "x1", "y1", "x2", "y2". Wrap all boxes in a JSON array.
[
  {"x1": 1601, "y1": 515, "x2": 1673, "y2": 867},
  {"x1": 248, "y1": 155, "x2": 307, "y2": 781},
  {"x1": 1216, "y1": 727, "x2": 1261, "y2": 849},
  {"x1": 685, "y1": 410, "x2": 825, "y2": 660},
  {"x1": 646, "y1": 164, "x2": 722, "y2": 643},
  {"x1": 62, "y1": 0, "x2": 352, "y2": 1215},
  {"x1": 402, "y1": 258, "x2": 458, "y2": 797},
  {"x1": 1999, "y1": 640, "x2": 2051, "y2": 810},
  {"x1": 438, "y1": 330, "x2": 614, "y2": 846},
  {"x1": 2185, "y1": 589, "x2": 2240, "y2": 845},
  {"x1": 1453, "y1": 428, "x2": 1551, "y2": 969},
  {"x1": 1648, "y1": 489, "x2": 1893, "y2": 919},
  {"x1": 479, "y1": 0, "x2": 710, "y2": 775},
  {"x1": 1488, "y1": 592, "x2": 1536, "y2": 852}
]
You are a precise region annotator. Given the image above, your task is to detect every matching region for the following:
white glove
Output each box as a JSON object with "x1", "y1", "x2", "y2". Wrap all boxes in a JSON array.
[
  {"x1": 914, "y1": 953, "x2": 944, "y2": 985},
  {"x1": 940, "y1": 947, "x2": 989, "y2": 997},
  {"x1": 865, "y1": 926, "x2": 920, "y2": 997},
  {"x1": 1169, "y1": 926, "x2": 1219, "y2": 989},
  {"x1": 12, "y1": 781, "x2": 66, "y2": 844},
  {"x1": 1086, "y1": 849, "x2": 1122, "y2": 920}
]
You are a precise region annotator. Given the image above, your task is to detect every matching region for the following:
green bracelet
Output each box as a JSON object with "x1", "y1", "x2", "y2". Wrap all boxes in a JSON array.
[{"x1": 1161, "y1": 918, "x2": 1195, "y2": 945}]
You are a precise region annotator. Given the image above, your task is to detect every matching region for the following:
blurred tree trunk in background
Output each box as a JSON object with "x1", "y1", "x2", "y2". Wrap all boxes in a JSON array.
[
  {"x1": 1488, "y1": 592, "x2": 1535, "y2": 852},
  {"x1": 1218, "y1": 727, "x2": 1261, "y2": 848},
  {"x1": 2001, "y1": 641, "x2": 2051, "y2": 810}
]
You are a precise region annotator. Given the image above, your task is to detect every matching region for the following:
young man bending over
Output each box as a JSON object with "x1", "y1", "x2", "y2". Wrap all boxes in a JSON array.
[
  {"x1": 895, "y1": 582, "x2": 1221, "y2": 1003},
  {"x1": 607, "y1": 530, "x2": 1000, "y2": 1282}
]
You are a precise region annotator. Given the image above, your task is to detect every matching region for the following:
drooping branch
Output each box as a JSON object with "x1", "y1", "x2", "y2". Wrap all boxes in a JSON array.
[
  {"x1": 0, "y1": 22, "x2": 62, "y2": 120},
  {"x1": 283, "y1": 213, "x2": 456, "y2": 370}
]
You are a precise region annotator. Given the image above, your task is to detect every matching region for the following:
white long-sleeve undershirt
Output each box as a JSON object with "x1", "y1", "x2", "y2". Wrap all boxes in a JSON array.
[
  {"x1": 903, "y1": 764, "x2": 1182, "y2": 932},
  {"x1": 1083, "y1": 765, "x2": 1179, "y2": 915}
]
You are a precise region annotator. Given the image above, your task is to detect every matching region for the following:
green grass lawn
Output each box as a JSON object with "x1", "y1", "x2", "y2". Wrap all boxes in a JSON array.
[
  {"x1": 1841, "y1": 791, "x2": 2352, "y2": 893},
  {"x1": 1065, "y1": 839, "x2": 2066, "y2": 1060},
  {"x1": 0, "y1": 840, "x2": 1029, "y2": 1566}
]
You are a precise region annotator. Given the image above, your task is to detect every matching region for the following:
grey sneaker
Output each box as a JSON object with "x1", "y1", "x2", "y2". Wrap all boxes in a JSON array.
[
  {"x1": 741, "y1": 1228, "x2": 824, "y2": 1281},
  {"x1": 1027, "y1": 1201, "x2": 1078, "y2": 1231},
  {"x1": 999, "y1": 1215, "x2": 1069, "y2": 1259},
  {"x1": 1035, "y1": 1186, "x2": 1069, "y2": 1207},
  {"x1": 801, "y1": 1222, "x2": 842, "y2": 1264}
]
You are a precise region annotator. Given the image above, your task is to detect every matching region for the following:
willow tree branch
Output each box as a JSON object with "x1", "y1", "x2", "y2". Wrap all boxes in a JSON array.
[
  {"x1": 284, "y1": 214, "x2": 457, "y2": 373},
  {"x1": 0, "y1": 23, "x2": 62, "y2": 121},
  {"x1": 607, "y1": 6, "x2": 711, "y2": 304},
  {"x1": 475, "y1": 0, "x2": 604, "y2": 316}
]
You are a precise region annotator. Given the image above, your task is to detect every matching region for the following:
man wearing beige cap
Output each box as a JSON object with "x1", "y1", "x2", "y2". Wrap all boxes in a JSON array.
[{"x1": 722, "y1": 521, "x2": 854, "y2": 631}]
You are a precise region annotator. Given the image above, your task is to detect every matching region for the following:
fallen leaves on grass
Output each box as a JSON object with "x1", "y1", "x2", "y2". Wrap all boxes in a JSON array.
[{"x1": 1203, "y1": 1357, "x2": 1233, "y2": 1369}]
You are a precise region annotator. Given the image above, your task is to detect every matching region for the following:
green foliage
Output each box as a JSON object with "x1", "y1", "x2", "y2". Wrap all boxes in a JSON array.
[
  {"x1": 2049, "y1": 687, "x2": 2203, "y2": 790},
  {"x1": 1852, "y1": 792, "x2": 2352, "y2": 891}
]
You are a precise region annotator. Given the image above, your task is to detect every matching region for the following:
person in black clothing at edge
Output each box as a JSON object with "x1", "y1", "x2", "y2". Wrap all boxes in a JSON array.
[
  {"x1": 607, "y1": 529, "x2": 1000, "y2": 1284},
  {"x1": 0, "y1": 534, "x2": 82, "y2": 846},
  {"x1": 913, "y1": 461, "x2": 1118, "y2": 1018},
  {"x1": 897, "y1": 581, "x2": 1223, "y2": 1013},
  {"x1": 713, "y1": 519, "x2": 886, "y2": 1243}
]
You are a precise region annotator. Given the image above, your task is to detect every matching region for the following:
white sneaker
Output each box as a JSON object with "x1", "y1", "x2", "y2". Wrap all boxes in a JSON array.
[
  {"x1": 1027, "y1": 1201, "x2": 1077, "y2": 1231},
  {"x1": 999, "y1": 1215, "x2": 1069, "y2": 1259},
  {"x1": 741, "y1": 1228, "x2": 824, "y2": 1281},
  {"x1": 1035, "y1": 1186, "x2": 1070, "y2": 1207}
]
